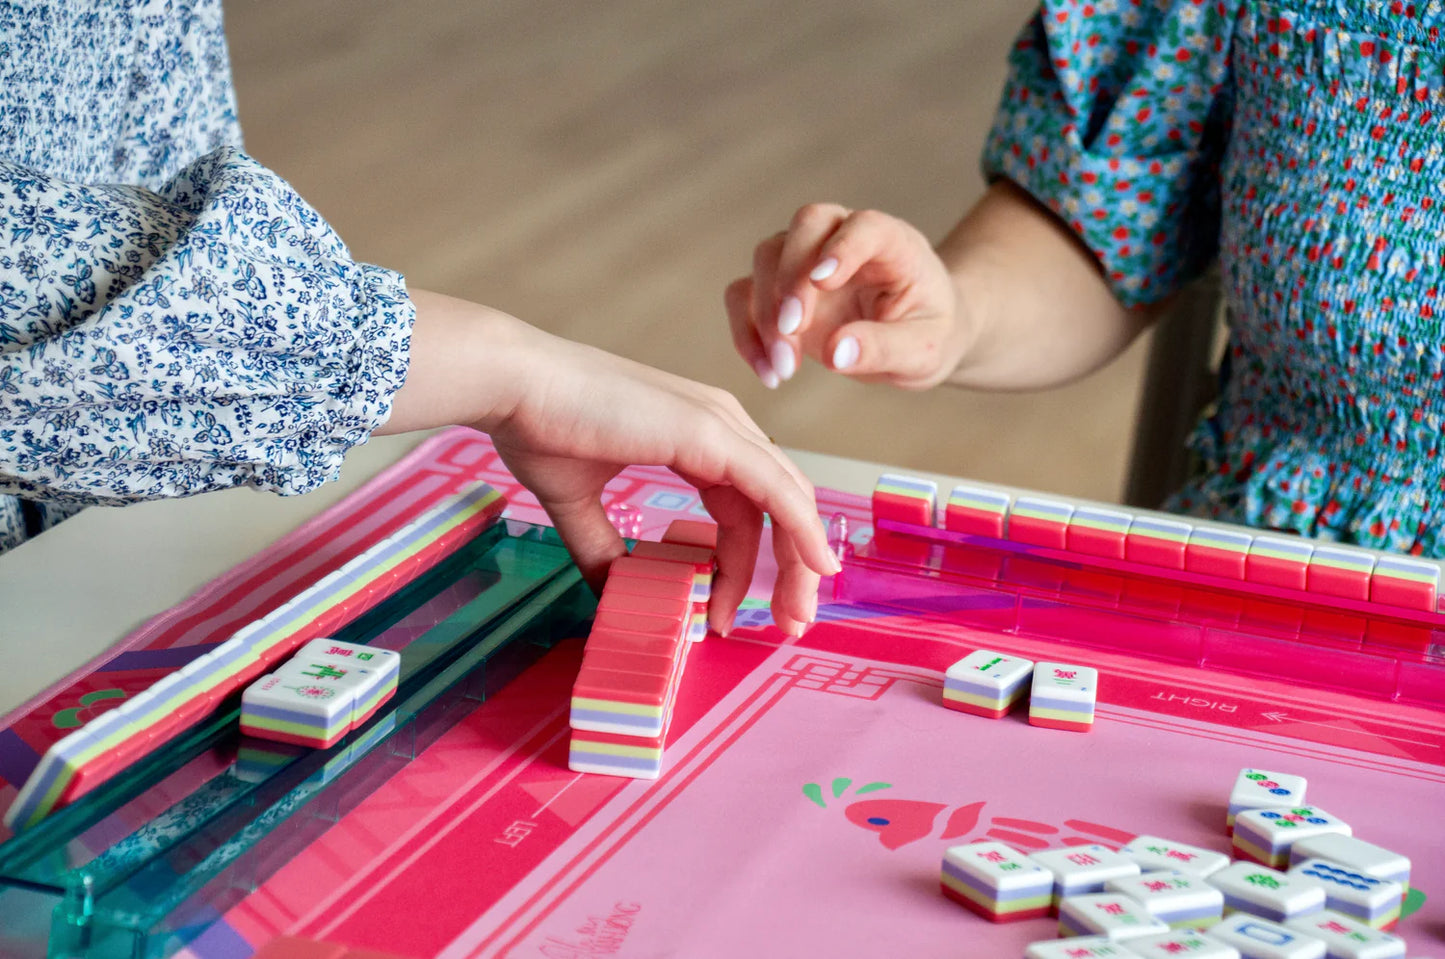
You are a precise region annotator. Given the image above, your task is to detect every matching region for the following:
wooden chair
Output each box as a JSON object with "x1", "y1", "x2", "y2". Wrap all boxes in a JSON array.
[{"x1": 1122, "y1": 268, "x2": 1224, "y2": 509}]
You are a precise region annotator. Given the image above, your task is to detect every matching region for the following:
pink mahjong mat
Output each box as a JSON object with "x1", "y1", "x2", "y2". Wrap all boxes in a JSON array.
[{"x1": 4, "y1": 428, "x2": 1443, "y2": 956}]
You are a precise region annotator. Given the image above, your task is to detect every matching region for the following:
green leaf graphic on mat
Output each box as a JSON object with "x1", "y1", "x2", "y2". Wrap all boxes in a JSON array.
[
  {"x1": 1401, "y1": 887, "x2": 1426, "y2": 919},
  {"x1": 803, "y1": 779, "x2": 891, "y2": 808}
]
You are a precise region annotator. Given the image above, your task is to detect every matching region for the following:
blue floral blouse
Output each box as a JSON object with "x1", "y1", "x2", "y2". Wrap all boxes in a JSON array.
[
  {"x1": 984, "y1": 0, "x2": 1445, "y2": 557},
  {"x1": 0, "y1": 1, "x2": 414, "y2": 554}
]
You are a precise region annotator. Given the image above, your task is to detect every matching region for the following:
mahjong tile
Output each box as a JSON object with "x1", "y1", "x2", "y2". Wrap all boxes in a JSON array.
[
  {"x1": 1234, "y1": 807, "x2": 1352, "y2": 869},
  {"x1": 940, "y1": 841, "x2": 1054, "y2": 922},
  {"x1": 1106, "y1": 870, "x2": 1224, "y2": 928},
  {"x1": 1205, "y1": 913, "x2": 1327, "y2": 959},
  {"x1": 1030, "y1": 662, "x2": 1099, "y2": 731},
  {"x1": 1122, "y1": 836, "x2": 1230, "y2": 877},
  {"x1": 1209, "y1": 862, "x2": 1326, "y2": 923},
  {"x1": 1025, "y1": 937, "x2": 1135, "y2": 958},
  {"x1": 1120, "y1": 928, "x2": 1240, "y2": 957},
  {"x1": 1284, "y1": 910, "x2": 1405, "y2": 959},
  {"x1": 1058, "y1": 893, "x2": 1170, "y2": 940},
  {"x1": 1229, "y1": 769, "x2": 1307, "y2": 828},
  {"x1": 1288, "y1": 860, "x2": 1403, "y2": 930},
  {"x1": 943, "y1": 649, "x2": 1034, "y2": 716},
  {"x1": 1286, "y1": 835, "x2": 1410, "y2": 891},
  {"x1": 1031, "y1": 845, "x2": 1141, "y2": 903}
]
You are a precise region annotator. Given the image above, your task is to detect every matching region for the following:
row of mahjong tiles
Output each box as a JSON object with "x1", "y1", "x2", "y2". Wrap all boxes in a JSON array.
[
  {"x1": 1, "y1": 482, "x2": 506, "y2": 834},
  {"x1": 871, "y1": 474, "x2": 1442, "y2": 613},
  {"x1": 567, "y1": 520, "x2": 718, "y2": 780}
]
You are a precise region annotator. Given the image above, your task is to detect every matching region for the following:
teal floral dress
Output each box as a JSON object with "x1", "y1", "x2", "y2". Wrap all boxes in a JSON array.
[
  {"x1": 0, "y1": 2, "x2": 413, "y2": 553},
  {"x1": 985, "y1": 0, "x2": 1445, "y2": 556}
]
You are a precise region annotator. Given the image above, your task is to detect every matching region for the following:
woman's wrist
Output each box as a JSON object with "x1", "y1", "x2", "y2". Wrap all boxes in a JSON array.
[{"x1": 376, "y1": 287, "x2": 533, "y2": 436}]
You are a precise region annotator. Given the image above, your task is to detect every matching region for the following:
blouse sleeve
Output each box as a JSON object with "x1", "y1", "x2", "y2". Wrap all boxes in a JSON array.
[
  {"x1": 981, "y1": 0, "x2": 1240, "y2": 307},
  {"x1": 0, "y1": 147, "x2": 413, "y2": 508}
]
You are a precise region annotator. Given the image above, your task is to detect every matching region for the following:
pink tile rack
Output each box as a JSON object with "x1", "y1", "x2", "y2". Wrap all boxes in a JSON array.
[{"x1": 860, "y1": 477, "x2": 1445, "y2": 711}]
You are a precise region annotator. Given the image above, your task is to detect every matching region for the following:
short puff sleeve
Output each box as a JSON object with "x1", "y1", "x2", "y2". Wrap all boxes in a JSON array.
[{"x1": 982, "y1": 0, "x2": 1240, "y2": 306}]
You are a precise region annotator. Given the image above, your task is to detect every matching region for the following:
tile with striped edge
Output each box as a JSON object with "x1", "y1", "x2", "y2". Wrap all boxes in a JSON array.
[
  {"x1": 592, "y1": 607, "x2": 690, "y2": 641},
  {"x1": 1229, "y1": 769, "x2": 1307, "y2": 833},
  {"x1": 1028, "y1": 662, "x2": 1098, "y2": 732},
  {"x1": 1233, "y1": 807, "x2": 1352, "y2": 870},
  {"x1": 1125, "y1": 515, "x2": 1194, "y2": 570},
  {"x1": 940, "y1": 841, "x2": 1054, "y2": 921},
  {"x1": 1121, "y1": 836, "x2": 1230, "y2": 878},
  {"x1": 1029, "y1": 844, "x2": 1140, "y2": 910},
  {"x1": 1306, "y1": 547, "x2": 1376, "y2": 602},
  {"x1": 686, "y1": 606, "x2": 708, "y2": 643},
  {"x1": 1185, "y1": 527, "x2": 1254, "y2": 580},
  {"x1": 569, "y1": 664, "x2": 676, "y2": 738},
  {"x1": 1208, "y1": 862, "x2": 1326, "y2": 924},
  {"x1": 1246, "y1": 537, "x2": 1316, "y2": 591},
  {"x1": 602, "y1": 571, "x2": 694, "y2": 604},
  {"x1": 661, "y1": 518, "x2": 718, "y2": 550},
  {"x1": 943, "y1": 484, "x2": 1010, "y2": 538},
  {"x1": 1057, "y1": 892, "x2": 1169, "y2": 940},
  {"x1": 872, "y1": 473, "x2": 939, "y2": 527},
  {"x1": 1121, "y1": 928, "x2": 1241, "y2": 957},
  {"x1": 1284, "y1": 910, "x2": 1405, "y2": 959},
  {"x1": 1368, "y1": 554, "x2": 1440, "y2": 611},
  {"x1": 1287, "y1": 860, "x2": 1403, "y2": 930},
  {"x1": 942, "y1": 649, "x2": 1034, "y2": 718},
  {"x1": 3, "y1": 483, "x2": 506, "y2": 833},
  {"x1": 1204, "y1": 912, "x2": 1327, "y2": 959},
  {"x1": 568, "y1": 727, "x2": 667, "y2": 780},
  {"x1": 597, "y1": 587, "x2": 691, "y2": 622},
  {"x1": 1067, "y1": 506, "x2": 1134, "y2": 559},
  {"x1": 1025, "y1": 937, "x2": 1136, "y2": 958},
  {"x1": 1105, "y1": 870, "x2": 1224, "y2": 928},
  {"x1": 611, "y1": 553, "x2": 710, "y2": 604},
  {"x1": 240, "y1": 641, "x2": 399, "y2": 748},
  {"x1": 1286, "y1": 835, "x2": 1410, "y2": 897},
  {"x1": 1009, "y1": 496, "x2": 1075, "y2": 549}
]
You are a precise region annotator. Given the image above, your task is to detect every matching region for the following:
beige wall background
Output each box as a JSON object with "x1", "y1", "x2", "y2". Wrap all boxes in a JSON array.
[{"x1": 226, "y1": 0, "x2": 1150, "y2": 502}]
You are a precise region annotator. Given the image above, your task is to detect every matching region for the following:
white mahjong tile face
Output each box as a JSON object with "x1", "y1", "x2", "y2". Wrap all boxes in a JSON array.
[
  {"x1": 1230, "y1": 769, "x2": 1307, "y2": 811},
  {"x1": 1108, "y1": 870, "x2": 1218, "y2": 905},
  {"x1": 1284, "y1": 910, "x2": 1405, "y2": 959},
  {"x1": 945, "y1": 841, "x2": 1051, "y2": 889},
  {"x1": 1236, "y1": 807, "x2": 1351, "y2": 846},
  {"x1": 242, "y1": 671, "x2": 353, "y2": 722},
  {"x1": 1060, "y1": 893, "x2": 1169, "y2": 938},
  {"x1": 1208, "y1": 913, "x2": 1327, "y2": 959},
  {"x1": 1211, "y1": 862, "x2": 1326, "y2": 915},
  {"x1": 1025, "y1": 937, "x2": 1135, "y2": 958},
  {"x1": 1120, "y1": 929, "x2": 1237, "y2": 957},
  {"x1": 946, "y1": 649, "x2": 1034, "y2": 690},
  {"x1": 1032, "y1": 844, "x2": 1139, "y2": 881},
  {"x1": 1289, "y1": 860, "x2": 1401, "y2": 913},
  {"x1": 1121, "y1": 836, "x2": 1229, "y2": 876},
  {"x1": 1032, "y1": 663, "x2": 1098, "y2": 704}
]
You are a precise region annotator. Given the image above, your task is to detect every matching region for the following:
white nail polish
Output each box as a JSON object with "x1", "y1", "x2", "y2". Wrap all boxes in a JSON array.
[
  {"x1": 770, "y1": 340, "x2": 797, "y2": 381},
  {"x1": 809, "y1": 257, "x2": 839, "y2": 282},
  {"x1": 832, "y1": 336, "x2": 860, "y2": 370},
  {"x1": 752, "y1": 357, "x2": 780, "y2": 390},
  {"x1": 777, "y1": 296, "x2": 803, "y2": 336}
]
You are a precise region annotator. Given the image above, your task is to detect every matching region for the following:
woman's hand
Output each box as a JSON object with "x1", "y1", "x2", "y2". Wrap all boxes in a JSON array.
[
  {"x1": 380, "y1": 289, "x2": 838, "y2": 637},
  {"x1": 725, "y1": 204, "x2": 973, "y2": 390}
]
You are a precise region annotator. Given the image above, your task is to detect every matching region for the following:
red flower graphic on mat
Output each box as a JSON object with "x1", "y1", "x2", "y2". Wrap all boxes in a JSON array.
[{"x1": 803, "y1": 777, "x2": 1135, "y2": 852}]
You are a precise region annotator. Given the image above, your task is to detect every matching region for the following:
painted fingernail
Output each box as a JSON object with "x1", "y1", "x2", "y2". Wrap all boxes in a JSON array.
[
  {"x1": 752, "y1": 357, "x2": 780, "y2": 390},
  {"x1": 770, "y1": 339, "x2": 797, "y2": 381},
  {"x1": 806, "y1": 592, "x2": 819, "y2": 623},
  {"x1": 810, "y1": 257, "x2": 839, "y2": 282},
  {"x1": 832, "y1": 336, "x2": 860, "y2": 370},
  {"x1": 777, "y1": 296, "x2": 803, "y2": 336},
  {"x1": 827, "y1": 552, "x2": 843, "y2": 574}
]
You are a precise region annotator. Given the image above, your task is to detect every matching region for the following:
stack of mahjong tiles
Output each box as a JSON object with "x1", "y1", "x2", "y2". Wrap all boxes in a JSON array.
[
  {"x1": 568, "y1": 520, "x2": 716, "y2": 780},
  {"x1": 240, "y1": 639, "x2": 400, "y2": 747},
  {"x1": 943, "y1": 648, "x2": 1099, "y2": 732},
  {"x1": 942, "y1": 766, "x2": 1417, "y2": 959},
  {"x1": 2, "y1": 481, "x2": 505, "y2": 834}
]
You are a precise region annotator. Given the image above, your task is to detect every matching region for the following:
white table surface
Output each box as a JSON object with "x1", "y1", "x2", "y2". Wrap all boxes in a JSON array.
[{"x1": 0, "y1": 436, "x2": 960, "y2": 720}]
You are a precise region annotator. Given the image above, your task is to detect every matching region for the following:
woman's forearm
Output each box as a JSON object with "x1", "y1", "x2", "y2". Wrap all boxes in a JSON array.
[{"x1": 942, "y1": 180, "x2": 1164, "y2": 391}]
